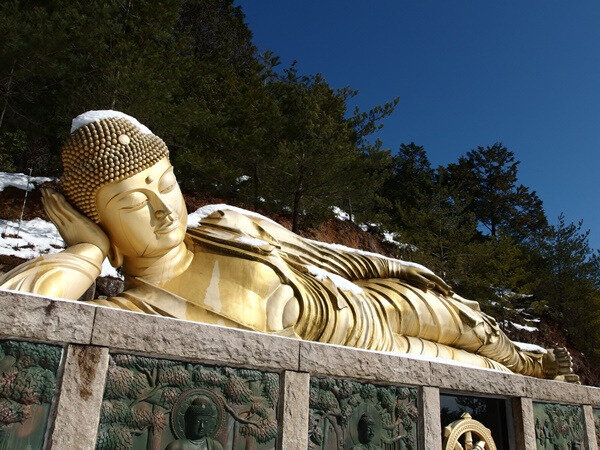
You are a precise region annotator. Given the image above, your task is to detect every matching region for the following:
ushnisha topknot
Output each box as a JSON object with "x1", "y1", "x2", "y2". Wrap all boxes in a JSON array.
[{"x1": 60, "y1": 111, "x2": 168, "y2": 222}]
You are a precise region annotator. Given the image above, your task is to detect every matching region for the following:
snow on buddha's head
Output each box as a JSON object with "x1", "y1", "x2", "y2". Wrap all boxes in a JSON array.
[{"x1": 70, "y1": 110, "x2": 153, "y2": 135}]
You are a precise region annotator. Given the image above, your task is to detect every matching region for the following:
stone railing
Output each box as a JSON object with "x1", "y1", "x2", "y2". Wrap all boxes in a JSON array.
[{"x1": 1, "y1": 289, "x2": 599, "y2": 449}]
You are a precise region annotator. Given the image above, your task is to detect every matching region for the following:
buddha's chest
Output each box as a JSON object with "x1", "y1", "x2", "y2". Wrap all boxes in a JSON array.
[{"x1": 157, "y1": 251, "x2": 284, "y2": 330}]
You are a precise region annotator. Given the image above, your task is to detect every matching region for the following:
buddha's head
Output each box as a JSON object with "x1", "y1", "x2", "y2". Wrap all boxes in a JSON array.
[
  {"x1": 60, "y1": 111, "x2": 187, "y2": 261},
  {"x1": 184, "y1": 396, "x2": 219, "y2": 440},
  {"x1": 357, "y1": 412, "x2": 376, "y2": 444}
]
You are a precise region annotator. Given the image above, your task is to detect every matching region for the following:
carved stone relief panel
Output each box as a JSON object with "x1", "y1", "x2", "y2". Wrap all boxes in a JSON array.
[
  {"x1": 308, "y1": 376, "x2": 419, "y2": 449},
  {"x1": 0, "y1": 340, "x2": 63, "y2": 450},
  {"x1": 533, "y1": 402, "x2": 584, "y2": 449},
  {"x1": 96, "y1": 353, "x2": 279, "y2": 449}
]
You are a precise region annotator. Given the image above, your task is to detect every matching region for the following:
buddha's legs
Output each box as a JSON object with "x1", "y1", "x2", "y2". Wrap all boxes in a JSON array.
[{"x1": 360, "y1": 279, "x2": 546, "y2": 378}]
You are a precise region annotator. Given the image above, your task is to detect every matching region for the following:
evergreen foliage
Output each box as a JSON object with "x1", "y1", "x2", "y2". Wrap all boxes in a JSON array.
[
  {"x1": 0, "y1": 0, "x2": 394, "y2": 233},
  {"x1": 447, "y1": 143, "x2": 547, "y2": 240},
  {"x1": 531, "y1": 215, "x2": 600, "y2": 361}
]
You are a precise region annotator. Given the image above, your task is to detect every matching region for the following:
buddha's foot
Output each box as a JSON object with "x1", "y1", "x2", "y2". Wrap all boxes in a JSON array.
[{"x1": 542, "y1": 347, "x2": 580, "y2": 383}]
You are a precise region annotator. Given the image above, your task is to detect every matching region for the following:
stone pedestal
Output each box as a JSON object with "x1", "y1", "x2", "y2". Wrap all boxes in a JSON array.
[{"x1": 1, "y1": 290, "x2": 600, "y2": 449}]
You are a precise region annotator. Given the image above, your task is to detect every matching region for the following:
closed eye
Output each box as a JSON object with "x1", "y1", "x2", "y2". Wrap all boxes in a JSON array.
[
  {"x1": 122, "y1": 198, "x2": 148, "y2": 211},
  {"x1": 159, "y1": 182, "x2": 176, "y2": 194},
  {"x1": 159, "y1": 168, "x2": 177, "y2": 194},
  {"x1": 119, "y1": 192, "x2": 149, "y2": 211}
]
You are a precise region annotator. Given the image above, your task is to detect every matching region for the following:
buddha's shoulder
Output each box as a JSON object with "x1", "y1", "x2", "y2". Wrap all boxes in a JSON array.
[
  {"x1": 188, "y1": 207, "x2": 291, "y2": 250},
  {"x1": 192, "y1": 207, "x2": 283, "y2": 232}
]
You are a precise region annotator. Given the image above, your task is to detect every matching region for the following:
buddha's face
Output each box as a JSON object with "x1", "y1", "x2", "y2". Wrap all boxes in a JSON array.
[
  {"x1": 357, "y1": 413, "x2": 375, "y2": 444},
  {"x1": 96, "y1": 157, "x2": 187, "y2": 258},
  {"x1": 184, "y1": 397, "x2": 218, "y2": 440}
]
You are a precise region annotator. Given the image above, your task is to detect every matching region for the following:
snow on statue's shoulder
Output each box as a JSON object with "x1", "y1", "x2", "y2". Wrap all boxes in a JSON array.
[
  {"x1": 187, "y1": 204, "x2": 283, "y2": 229},
  {"x1": 70, "y1": 110, "x2": 152, "y2": 134},
  {"x1": 187, "y1": 204, "x2": 435, "y2": 275}
]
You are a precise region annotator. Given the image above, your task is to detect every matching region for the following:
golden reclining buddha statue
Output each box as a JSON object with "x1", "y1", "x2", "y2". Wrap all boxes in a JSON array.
[{"x1": 0, "y1": 110, "x2": 577, "y2": 382}]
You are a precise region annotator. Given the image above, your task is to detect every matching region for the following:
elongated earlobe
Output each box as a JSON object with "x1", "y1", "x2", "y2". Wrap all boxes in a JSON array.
[{"x1": 108, "y1": 242, "x2": 123, "y2": 268}]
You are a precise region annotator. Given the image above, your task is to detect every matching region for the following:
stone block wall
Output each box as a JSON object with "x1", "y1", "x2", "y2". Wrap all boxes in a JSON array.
[{"x1": 1, "y1": 289, "x2": 600, "y2": 449}]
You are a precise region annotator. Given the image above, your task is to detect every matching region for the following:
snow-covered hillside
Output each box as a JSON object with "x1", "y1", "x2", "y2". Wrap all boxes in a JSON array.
[
  {"x1": 1, "y1": 217, "x2": 120, "y2": 278},
  {"x1": 0, "y1": 172, "x2": 54, "y2": 192}
]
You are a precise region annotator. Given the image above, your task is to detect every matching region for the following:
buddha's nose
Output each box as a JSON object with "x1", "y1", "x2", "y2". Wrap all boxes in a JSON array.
[
  {"x1": 155, "y1": 209, "x2": 170, "y2": 220},
  {"x1": 152, "y1": 195, "x2": 174, "y2": 220}
]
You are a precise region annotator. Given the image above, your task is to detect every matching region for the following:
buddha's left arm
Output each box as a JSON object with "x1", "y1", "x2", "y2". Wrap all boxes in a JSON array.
[{"x1": 0, "y1": 243, "x2": 103, "y2": 299}]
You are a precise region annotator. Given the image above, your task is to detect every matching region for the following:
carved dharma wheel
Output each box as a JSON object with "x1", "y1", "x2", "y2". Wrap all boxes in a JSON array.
[{"x1": 443, "y1": 413, "x2": 497, "y2": 450}]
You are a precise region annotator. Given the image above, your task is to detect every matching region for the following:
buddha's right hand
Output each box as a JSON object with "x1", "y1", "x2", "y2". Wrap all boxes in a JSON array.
[{"x1": 41, "y1": 187, "x2": 110, "y2": 257}]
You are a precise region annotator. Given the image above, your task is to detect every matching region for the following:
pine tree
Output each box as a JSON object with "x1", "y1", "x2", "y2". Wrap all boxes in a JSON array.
[
  {"x1": 532, "y1": 215, "x2": 600, "y2": 364},
  {"x1": 382, "y1": 142, "x2": 434, "y2": 213},
  {"x1": 265, "y1": 67, "x2": 395, "y2": 231},
  {"x1": 393, "y1": 167, "x2": 481, "y2": 288},
  {"x1": 448, "y1": 143, "x2": 547, "y2": 240}
]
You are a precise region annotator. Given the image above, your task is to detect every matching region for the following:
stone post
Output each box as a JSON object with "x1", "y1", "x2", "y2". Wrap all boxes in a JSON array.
[
  {"x1": 420, "y1": 386, "x2": 442, "y2": 449},
  {"x1": 278, "y1": 370, "x2": 310, "y2": 449},
  {"x1": 47, "y1": 345, "x2": 110, "y2": 450},
  {"x1": 583, "y1": 405, "x2": 598, "y2": 450},
  {"x1": 512, "y1": 397, "x2": 537, "y2": 450}
]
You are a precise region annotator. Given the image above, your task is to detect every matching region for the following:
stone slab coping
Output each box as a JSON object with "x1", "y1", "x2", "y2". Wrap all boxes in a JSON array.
[{"x1": 1, "y1": 289, "x2": 599, "y2": 405}]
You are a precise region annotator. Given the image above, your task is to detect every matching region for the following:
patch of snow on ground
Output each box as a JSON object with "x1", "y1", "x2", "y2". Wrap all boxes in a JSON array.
[
  {"x1": 382, "y1": 231, "x2": 397, "y2": 243},
  {"x1": 235, "y1": 175, "x2": 250, "y2": 183},
  {"x1": 0, "y1": 218, "x2": 121, "y2": 279},
  {"x1": 513, "y1": 341, "x2": 547, "y2": 354},
  {"x1": 331, "y1": 206, "x2": 351, "y2": 221},
  {"x1": 1, "y1": 218, "x2": 64, "y2": 259},
  {"x1": 100, "y1": 258, "x2": 121, "y2": 279},
  {"x1": 0, "y1": 172, "x2": 54, "y2": 192},
  {"x1": 330, "y1": 206, "x2": 416, "y2": 251},
  {"x1": 509, "y1": 322, "x2": 538, "y2": 332},
  {"x1": 306, "y1": 265, "x2": 365, "y2": 295},
  {"x1": 382, "y1": 231, "x2": 418, "y2": 251}
]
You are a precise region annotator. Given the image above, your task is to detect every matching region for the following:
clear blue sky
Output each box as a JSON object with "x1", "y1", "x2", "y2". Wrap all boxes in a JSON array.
[{"x1": 238, "y1": 1, "x2": 600, "y2": 249}]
